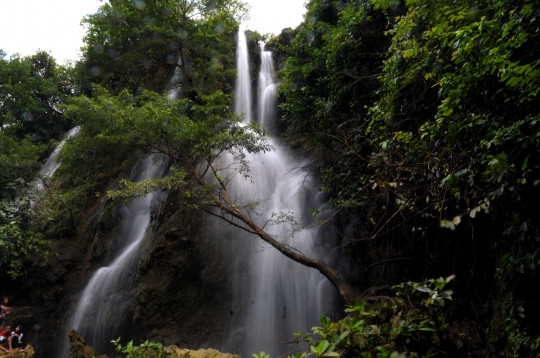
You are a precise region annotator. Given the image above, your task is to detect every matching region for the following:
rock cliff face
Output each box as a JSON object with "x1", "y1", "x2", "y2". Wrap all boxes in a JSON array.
[{"x1": 131, "y1": 190, "x2": 235, "y2": 349}]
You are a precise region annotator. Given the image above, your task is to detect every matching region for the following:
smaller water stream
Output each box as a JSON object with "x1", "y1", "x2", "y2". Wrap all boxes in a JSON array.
[
  {"x1": 57, "y1": 157, "x2": 169, "y2": 357},
  {"x1": 38, "y1": 126, "x2": 80, "y2": 181},
  {"x1": 258, "y1": 51, "x2": 278, "y2": 134}
]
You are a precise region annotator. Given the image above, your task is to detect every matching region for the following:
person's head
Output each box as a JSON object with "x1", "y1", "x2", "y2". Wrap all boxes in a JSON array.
[
  {"x1": 1, "y1": 298, "x2": 7, "y2": 305},
  {"x1": 15, "y1": 325, "x2": 21, "y2": 332},
  {"x1": 5, "y1": 326, "x2": 10, "y2": 332}
]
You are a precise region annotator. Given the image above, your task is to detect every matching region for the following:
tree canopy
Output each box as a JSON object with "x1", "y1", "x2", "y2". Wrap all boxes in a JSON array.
[{"x1": 76, "y1": 0, "x2": 246, "y2": 96}]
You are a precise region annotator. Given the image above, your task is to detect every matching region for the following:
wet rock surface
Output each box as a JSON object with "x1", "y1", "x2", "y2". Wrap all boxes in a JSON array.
[
  {"x1": 132, "y1": 190, "x2": 234, "y2": 349},
  {"x1": 68, "y1": 329, "x2": 101, "y2": 358},
  {"x1": 169, "y1": 346, "x2": 241, "y2": 358}
]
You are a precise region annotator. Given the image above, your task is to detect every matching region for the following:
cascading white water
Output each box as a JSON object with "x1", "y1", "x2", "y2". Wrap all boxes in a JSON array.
[
  {"x1": 223, "y1": 32, "x2": 340, "y2": 357},
  {"x1": 57, "y1": 63, "x2": 181, "y2": 357},
  {"x1": 38, "y1": 126, "x2": 81, "y2": 181},
  {"x1": 235, "y1": 31, "x2": 252, "y2": 123},
  {"x1": 57, "y1": 157, "x2": 169, "y2": 357},
  {"x1": 258, "y1": 50, "x2": 278, "y2": 133},
  {"x1": 52, "y1": 29, "x2": 338, "y2": 358}
]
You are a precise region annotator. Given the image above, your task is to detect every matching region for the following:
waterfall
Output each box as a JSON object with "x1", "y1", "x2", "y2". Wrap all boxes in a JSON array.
[
  {"x1": 51, "y1": 29, "x2": 338, "y2": 358},
  {"x1": 222, "y1": 31, "x2": 340, "y2": 358},
  {"x1": 38, "y1": 126, "x2": 80, "y2": 182},
  {"x1": 56, "y1": 59, "x2": 180, "y2": 357},
  {"x1": 57, "y1": 157, "x2": 169, "y2": 357},
  {"x1": 234, "y1": 31, "x2": 252, "y2": 123},
  {"x1": 258, "y1": 50, "x2": 278, "y2": 133}
]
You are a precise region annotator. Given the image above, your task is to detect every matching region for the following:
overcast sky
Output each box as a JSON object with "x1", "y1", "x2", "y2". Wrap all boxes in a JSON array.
[{"x1": 0, "y1": 0, "x2": 306, "y2": 64}]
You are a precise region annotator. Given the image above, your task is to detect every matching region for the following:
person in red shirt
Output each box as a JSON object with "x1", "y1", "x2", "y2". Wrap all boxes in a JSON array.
[{"x1": 0, "y1": 325, "x2": 12, "y2": 353}]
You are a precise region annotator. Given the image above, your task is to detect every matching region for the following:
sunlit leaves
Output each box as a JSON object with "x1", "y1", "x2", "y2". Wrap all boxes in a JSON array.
[{"x1": 112, "y1": 337, "x2": 171, "y2": 358}]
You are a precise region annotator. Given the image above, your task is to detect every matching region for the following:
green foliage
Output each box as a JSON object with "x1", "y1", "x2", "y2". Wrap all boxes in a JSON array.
[
  {"x1": 367, "y1": 0, "x2": 540, "y2": 219},
  {"x1": 0, "y1": 132, "x2": 43, "y2": 200},
  {"x1": 112, "y1": 338, "x2": 171, "y2": 358},
  {"x1": 0, "y1": 50, "x2": 73, "y2": 142},
  {"x1": 50, "y1": 134, "x2": 134, "y2": 236},
  {"x1": 40, "y1": 0, "x2": 251, "y2": 233},
  {"x1": 369, "y1": 1, "x2": 540, "y2": 352},
  {"x1": 277, "y1": 0, "x2": 540, "y2": 354},
  {"x1": 278, "y1": 0, "x2": 391, "y2": 200},
  {"x1": 43, "y1": 0, "x2": 253, "y2": 243},
  {"x1": 503, "y1": 317, "x2": 540, "y2": 358},
  {"x1": 63, "y1": 85, "x2": 269, "y2": 162},
  {"x1": 286, "y1": 276, "x2": 455, "y2": 358},
  {"x1": 77, "y1": 0, "x2": 246, "y2": 95},
  {"x1": 253, "y1": 351, "x2": 271, "y2": 358},
  {"x1": 61, "y1": 85, "x2": 270, "y2": 209},
  {"x1": 0, "y1": 181, "x2": 49, "y2": 279}
]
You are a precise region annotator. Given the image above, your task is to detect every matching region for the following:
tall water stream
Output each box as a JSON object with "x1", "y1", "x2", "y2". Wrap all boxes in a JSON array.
[{"x1": 221, "y1": 31, "x2": 340, "y2": 357}]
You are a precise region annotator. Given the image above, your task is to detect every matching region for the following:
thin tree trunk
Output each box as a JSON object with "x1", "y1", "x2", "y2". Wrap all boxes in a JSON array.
[{"x1": 190, "y1": 161, "x2": 358, "y2": 303}]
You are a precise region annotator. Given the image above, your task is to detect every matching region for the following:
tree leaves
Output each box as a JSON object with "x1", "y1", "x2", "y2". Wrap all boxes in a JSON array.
[
  {"x1": 294, "y1": 276, "x2": 455, "y2": 357},
  {"x1": 0, "y1": 186, "x2": 49, "y2": 279}
]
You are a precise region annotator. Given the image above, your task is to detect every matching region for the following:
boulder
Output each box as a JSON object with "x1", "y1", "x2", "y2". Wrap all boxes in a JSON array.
[
  {"x1": 169, "y1": 346, "x2": 241, "y2": 358},
  {"x1": 68, "y1": 329, "x2": 99, "y2": 358},
  {"x1": 67, "y1": 330, "x2": 240, "y2": 358}
]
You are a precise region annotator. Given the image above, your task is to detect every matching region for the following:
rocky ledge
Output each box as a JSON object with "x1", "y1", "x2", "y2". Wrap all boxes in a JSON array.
[
  {"x1": 0, "y1": 344, "x2": 35, "y2": 358},
  {"x1": 168, "y1": 347, "x2": 240, "y2": 358},
  {"x1": 68, "y1": 329, "x2": 240, "y2": 358}
]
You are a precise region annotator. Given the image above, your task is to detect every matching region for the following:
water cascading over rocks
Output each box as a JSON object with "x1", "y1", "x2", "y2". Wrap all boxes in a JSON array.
[
  {"x1": 257, "y1": 51, "x2": 278, "y2": 134},
  {"x1": 234, "y1": 29, "x2": 252, "y2": 123},
  {"x1": 57, "y1": 157, "x2": 169, "y2": 357},
  {"x1": 55, "y1": 66, "x2": 186, "y2": 358},
  {"x1": 38, "y1": 126, "x2": 81, "y2": 182},
  {"x1": 219, "y1": 31, "x2": 341, "y2": 358}
]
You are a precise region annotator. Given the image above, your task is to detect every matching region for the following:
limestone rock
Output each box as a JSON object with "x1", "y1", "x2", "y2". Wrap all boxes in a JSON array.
[
  {"x1": 68, "y1": 329, "x2": 99, "y2": 358},
  {"x1": 169, "y1": 346, "x2": 241, "y2": 358},
  {"x1": 0, "y1": 344, "x2": 35, "y2": 357}
]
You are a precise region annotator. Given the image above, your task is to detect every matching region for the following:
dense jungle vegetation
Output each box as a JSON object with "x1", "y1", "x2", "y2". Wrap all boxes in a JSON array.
[
  {"x1": 271, "y1": 0, "x2": 540, "y2": 356},
  {"x1": 1, "y1": 0, "x2": 540, "y2": 357}
]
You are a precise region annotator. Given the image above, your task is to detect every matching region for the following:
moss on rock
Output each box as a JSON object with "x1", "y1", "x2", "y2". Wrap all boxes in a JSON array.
[
  {"x1": 0, "y1": 344, "x2": 35, "y2": 357},
  {"x1": 68, "y1": 329, "x2": 99, "y2": 358},
  {"x1": 169, "y1": 346, "x2": 240, "y2": 358}
]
